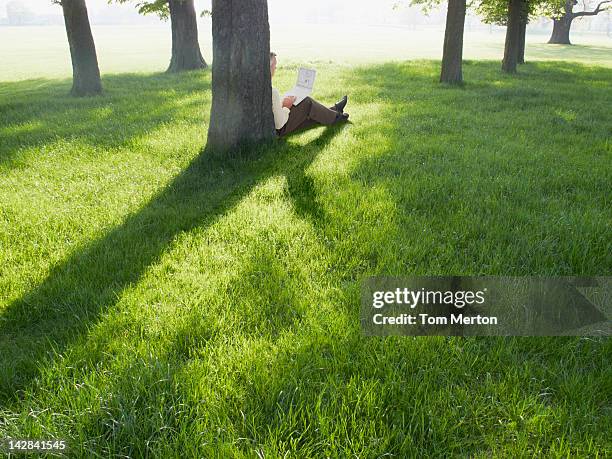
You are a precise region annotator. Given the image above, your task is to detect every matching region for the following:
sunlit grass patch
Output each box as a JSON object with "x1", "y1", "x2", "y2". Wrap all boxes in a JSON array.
[{"x1": 0, "y1": 61, "x2": 610, "y2": 457}]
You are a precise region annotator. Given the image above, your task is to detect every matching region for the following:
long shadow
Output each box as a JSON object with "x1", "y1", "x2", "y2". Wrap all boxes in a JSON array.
[
  {"x1": 106, "y1": 62, "x2": 610, "y2": 456},
  {"x1": 223, "y1": 63, "x2": 612, "y2": 457},
  {"x1": 5, "y1": 62, "x2": 609, "y2": 455},
  {"x1": 0, "y1": 72, "x2": 210, "y2": 168},
  {"x1": 56, "y1": 219, "x2": 336, "y2": 457},
  {"x1": 0, "y1": 124, "x2": 345, "y2": 405}
]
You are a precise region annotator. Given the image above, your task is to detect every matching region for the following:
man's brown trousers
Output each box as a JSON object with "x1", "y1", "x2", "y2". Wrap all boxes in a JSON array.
[{"x1": 277, "y1": 97, "x2": 339, "y2": 137}]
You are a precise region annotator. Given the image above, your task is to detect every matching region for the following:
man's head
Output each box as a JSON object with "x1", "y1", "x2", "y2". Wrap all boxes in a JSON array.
[{"x1": 270, "y1": 52, "x2": 277, "y2": 77}]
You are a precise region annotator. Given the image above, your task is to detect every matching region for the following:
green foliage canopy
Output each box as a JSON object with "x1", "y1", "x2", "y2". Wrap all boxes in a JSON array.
[
  {"x1": 109, "y1": 0, "x2": 170, "y2": 20},
  {"x1": 107, "y1": 0, "x2": 211, "y2": 20},
  {"x1": 403, "y1": 0, "x2": 581, "y2": 25}
]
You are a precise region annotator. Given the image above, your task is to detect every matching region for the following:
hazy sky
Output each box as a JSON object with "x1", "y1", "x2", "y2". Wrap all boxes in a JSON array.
[
  {"x1": 1, "y1": 0, "x2": 446, "y2": 24},
  {"x1": 1, "y1": 0, "x2": 609, "y2": 29},
  {"x1": 4, "y1": 0, "x2": 396, "y2": 14}
]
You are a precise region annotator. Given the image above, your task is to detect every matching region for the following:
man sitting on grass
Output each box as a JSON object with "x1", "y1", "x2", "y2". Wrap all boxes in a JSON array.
[{"x1": 270, "y1": 52, "x2": 349, "y2": 137}]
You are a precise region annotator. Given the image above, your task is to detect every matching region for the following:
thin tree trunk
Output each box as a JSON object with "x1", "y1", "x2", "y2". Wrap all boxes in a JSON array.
[
  {"x1": 440, "y1": 0, "x2": 466, "y2": 84},
  {"x1": 207, "y1": 0, "x2": 275, "y2": 151},
  {"x1": 502, "y1": 0, "x2": 523, "y2": 73},
  {"x1": 548, "y1": 18, "x2": 573, "y2": 44},
  {"x1": 167, "y1": 0, "x2": 207, "y2": 72},
  {"x1": 518, "y1": 19, "x2": 527, "y2": 64},
  {"x1": 61, "y1": 0, "x2": 102, "y2": 96}
]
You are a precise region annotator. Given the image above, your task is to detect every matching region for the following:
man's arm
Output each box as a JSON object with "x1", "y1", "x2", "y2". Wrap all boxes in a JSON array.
[
  {"x1": 282, "y1": 96, "x2": 296, "y2": 108},
  {"x1": 272, "y1": 88, "x2": 291, "y2": 130}
]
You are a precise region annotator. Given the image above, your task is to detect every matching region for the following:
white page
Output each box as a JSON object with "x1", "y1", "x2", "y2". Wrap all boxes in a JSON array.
[
  {"x1": 296, "y1": 68, "x2": 316, "y2": 90},
  {"x1": 284, "y1": 68, "x2": 316, "y2": 105}
]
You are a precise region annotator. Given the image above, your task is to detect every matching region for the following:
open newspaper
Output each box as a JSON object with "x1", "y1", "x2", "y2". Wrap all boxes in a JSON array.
[{"x1": 284, "y1": 67, "x2": 316, "y2": 106}]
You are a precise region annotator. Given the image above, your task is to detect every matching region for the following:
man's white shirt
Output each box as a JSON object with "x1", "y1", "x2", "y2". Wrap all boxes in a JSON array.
[{"x1": 272, "y1": 87, "x2": 290, "y2": 130}]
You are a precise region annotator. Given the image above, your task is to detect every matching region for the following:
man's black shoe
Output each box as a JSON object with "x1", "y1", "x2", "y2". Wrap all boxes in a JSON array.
[
  {"x1": 333, "y1": 96, "x2": 348, "y2": 113},
  {"x1": 334, "y1": 112, "x2": 349, "y2": 124}
]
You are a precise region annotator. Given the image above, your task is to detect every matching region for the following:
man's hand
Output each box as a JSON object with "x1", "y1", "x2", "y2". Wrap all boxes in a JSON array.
[{"x1": 282, "y1": 96, "x2": 296, "y2": 109}]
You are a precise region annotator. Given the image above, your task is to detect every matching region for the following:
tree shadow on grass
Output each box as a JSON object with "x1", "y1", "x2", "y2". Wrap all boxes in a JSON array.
[
  {"x1": 87, "y1": 61, "x2": 610, "y2": 456},
  {"x1": 223, "y1": 62, "x2": 611, "y2": 455},
  {"x1": 0, "y1": 123, "x2": 346, "y2": 405},
  {"x1": 3, "y1": 61, "x2": 609, "y2": 455},
  {"x1": 57, "y1": 227, "x2": 338, "y2": 456},
  {"x1": 0, "y1": 72, "x2": 210, "y2": 168}
]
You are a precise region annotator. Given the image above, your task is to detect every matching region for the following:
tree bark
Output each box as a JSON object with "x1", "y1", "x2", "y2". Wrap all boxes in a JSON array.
[
  {"x1": 548, "y1": 18, "x2": 572, "y2": 44},
  {"x1": 547, "y1": 0, "x2": 610, "y2": 44},
  {"x1": 167, "y1": 0, "x2": 207, "y2": 72},
  {"x1": 548, "y1": 0, "x2": 574, "y2": 45},
  {"x1": 61, "y1": 0, "x2": 102, "y2": 96},
  {"x1": 207, "y1": 0, "x2": 275, "y2": 152},
  {"x1": 518, "y1": 18, "x2": 527, "y2": 64},
  {"x1": 440, "y1": 0, "x2": 466, "y2": 84},
  {"x1": 502, "y1": 0, "x2": 524, "y2": 73}
]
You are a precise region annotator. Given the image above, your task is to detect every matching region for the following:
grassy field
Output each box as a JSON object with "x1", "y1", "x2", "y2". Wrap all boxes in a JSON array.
[
  {"x1": 0, "y1": 24, "x2": 611, "y2": 81},
  {"x1": 1, "y1": 57, "x2": 612, "y2": 456}
]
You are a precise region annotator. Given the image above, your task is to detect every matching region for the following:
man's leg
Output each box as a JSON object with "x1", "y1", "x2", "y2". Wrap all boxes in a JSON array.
[
  {"x1": 279, "y1": 97, "x2": 340, "y2": 136},
  {"x1": 305, "y1": 97, "x2": 339, "y2": 125}
]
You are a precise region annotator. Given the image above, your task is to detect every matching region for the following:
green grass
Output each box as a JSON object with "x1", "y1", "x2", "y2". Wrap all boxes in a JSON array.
[{"x1": 1, "y1": 61, "x2": 611, "y2": 457}]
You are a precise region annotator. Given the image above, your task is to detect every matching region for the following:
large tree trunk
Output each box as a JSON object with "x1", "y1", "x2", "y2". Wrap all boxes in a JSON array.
[
  {"x1": 518, "y1": 19, "x2": 527, "y2": 64},
  {"x1": 61, "y1": 0, "x2": 102, "y2": 96},
  {"x1": 167, "y1": 0, "x2": 207, "y2": 72},
  {"x1": 207, "y1": 0, "x2": 275, "y2": 152},
  {"x1": 547, "y1": 0, "x2": 610, "y2": 44},
  {"x1": 548, "y1": 18, "x2": 572, "y2": 44},
  {"x1": 502, "y1": 0, "x2": 524, "y2": 73},
  {"x1": 440, "y1": 0, "x2": 466, "y2": 84}
]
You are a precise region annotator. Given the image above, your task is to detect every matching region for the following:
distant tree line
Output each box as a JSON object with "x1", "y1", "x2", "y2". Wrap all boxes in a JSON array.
[
  {"x1": 411, "y1": 0, "x2": 610, "y2": 82},
  {"x1": 6, "y1": 1, "x2": 63, "y2": 25}
]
